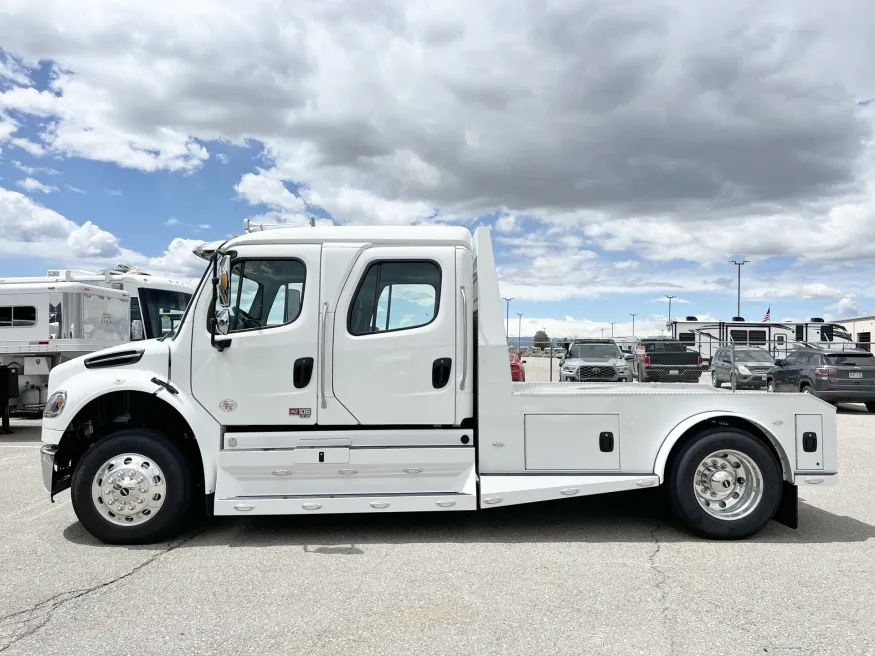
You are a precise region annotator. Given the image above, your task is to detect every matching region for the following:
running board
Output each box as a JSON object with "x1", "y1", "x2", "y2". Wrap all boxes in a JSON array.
[
  {"x1": 215, "y1": 492, "x2": 477, "y2": 515},
  {"x1": 479, "y1": 474, "x2": 660, "y2": 508}
]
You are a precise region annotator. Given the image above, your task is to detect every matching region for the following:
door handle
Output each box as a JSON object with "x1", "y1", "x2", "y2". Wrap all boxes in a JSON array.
[
  {"x1": 599, "y1": 431, "x2": 615, "y2": 452},
  {"x1": 293, "y1": 357, "x2": 314, "y2": 389},
  {"x1": 432, "y1": 358, "x2": 452, "y2": 389}
]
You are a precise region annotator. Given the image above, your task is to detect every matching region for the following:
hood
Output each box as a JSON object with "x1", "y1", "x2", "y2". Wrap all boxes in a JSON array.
[
  {"x1": 47, "y1": 339, "x2": 170, "y2": 392},
  {"x1": 563, "y1": 356, "x2": 627, "y2": 367}
]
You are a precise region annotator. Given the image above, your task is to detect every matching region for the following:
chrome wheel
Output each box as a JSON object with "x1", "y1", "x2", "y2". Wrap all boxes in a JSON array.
[
  {"x1": 693, "y1": 450, "x2": 763, "y2": 521},
  {"x1": 767, "y1": 381, "x2": 775, "y2": 393},
  {"x1": 91, "y1": 453, "x2": 166, "y2": 526}
]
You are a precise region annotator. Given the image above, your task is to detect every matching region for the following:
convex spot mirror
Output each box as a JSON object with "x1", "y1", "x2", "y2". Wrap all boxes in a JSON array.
[{"x1": 215, "y1": 307, "x2": 231, "y2": 335}]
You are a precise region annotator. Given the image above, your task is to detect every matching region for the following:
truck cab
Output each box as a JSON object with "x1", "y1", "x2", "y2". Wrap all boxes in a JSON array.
[{"x1": 38, "y1": 225, "x2": 837, "y2": 545}]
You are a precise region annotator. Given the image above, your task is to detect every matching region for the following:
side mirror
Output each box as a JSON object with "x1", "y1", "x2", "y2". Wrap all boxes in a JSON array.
[
  {"x1": 131, "y1": 319, "x2": 145, "y2": 341},
  {"x1": 215, "y1": 308, "x2": 231, "y2": 336},
  {"x1": 521, "y1": 359, "x2": 527, "y2": 364},
  {"x1": 216, "y1": 254, "x2": 232, "y2": 308},
  {"x1": 624, "y1": 353, "x2": 634, "y2": 361},
  {"x1": 774, "y1": 359, "x2": 784, "y2": 367}
]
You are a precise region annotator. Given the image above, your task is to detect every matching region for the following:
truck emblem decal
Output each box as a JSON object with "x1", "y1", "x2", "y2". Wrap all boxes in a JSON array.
[
  {"x1": 289, "y1": 408, "x2": 312, "y2": 418},
  {"x1": 219, "y1": 399, "x2": 237, "y2": 412},
  {"x1": 101, "y1": 313, "x2": 112, "y2": 324}
]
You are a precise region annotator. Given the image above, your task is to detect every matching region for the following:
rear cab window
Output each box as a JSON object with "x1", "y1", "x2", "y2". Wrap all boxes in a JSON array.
[{"x1": 348, "y1": 261, "x2": 441, "y2": 335}]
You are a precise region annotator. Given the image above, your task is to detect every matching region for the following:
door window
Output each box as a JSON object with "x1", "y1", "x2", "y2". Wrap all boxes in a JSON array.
[
  {"x1": 796, "y1": 325, "x2": 804, "y2": 341},
  {"x1": 222, "y1": 259, "x2": 306, "y2": 333},
  {"x1": 348, "y1": 261, "x2": 441, "y2": 335}
]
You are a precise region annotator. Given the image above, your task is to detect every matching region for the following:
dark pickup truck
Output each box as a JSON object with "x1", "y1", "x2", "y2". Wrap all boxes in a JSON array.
[{"x1": 634, "y1": 338, "x2": 705, "y2": 383}]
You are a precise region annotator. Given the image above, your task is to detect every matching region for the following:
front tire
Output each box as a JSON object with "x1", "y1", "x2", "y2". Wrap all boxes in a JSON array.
[
  {"x1": 71, "y1": 429, "x2": 192, "y2": 545},
  {"x1": 866, "y1": 402, "x2": 875, "y2": 413},
  {"x1": 666, "y1": 428, "x2": 782, "y2": 540},
  {"x1": 711, "y1": 371, "x2": 722, "y2": 388},
  {"x1": 767, "y1": 379, "x2": 776, "y2": 393}
]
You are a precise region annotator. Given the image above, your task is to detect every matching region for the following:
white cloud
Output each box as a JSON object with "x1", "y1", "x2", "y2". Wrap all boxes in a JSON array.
[
  {"x1": 653, "y1": 296, "x2": 690, "y2": 303},
  {"x1": 165, "y1": 217, "x2": 181, "y2": 226},
  {"x1": 9, "y1": 137, "x2": 44, "y2": 156},
  {"x1": 216, "y1": 153, "x2": 230, "y2": 164},
  {"x1": 67, "y1": 221, "x2": 121, "y2": 258},
  {"x1": 65, "y1": 184, "x2": 85, "y2": 194},
  {"x1": 198, "y1": 223, "x2": 211, "y2": 229},
  {"x1": 614, "y1": 261, "x2": 638, "y2": 269},
  {"x1": 16, "y1": 176, "x2": 57, "y2": 193},
  {"x1": 106, "y1": 189, "x2": 122, "y2": 196},
  {"x1": 494, "y1": 212, "x2": 519, "y2": 233},
  {"x1": 825, "y1": 297, "x2": 861, "y2": 318},
  {"x1": 0, "y1": 114, "x2": 19, "y2": 142},
  {"x1": 0, "y1": 53, "x2": 31, "y2": 86},
  {"x1": 237, "y1": 171, "x2": 305, "y2": 212},
  {"x1": 13, "y1": 160, "x2": 60, "y2": 176}
]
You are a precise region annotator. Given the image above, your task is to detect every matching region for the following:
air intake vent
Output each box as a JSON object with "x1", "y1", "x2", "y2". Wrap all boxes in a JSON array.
[
  {"x1": 732, "y1": 316, "x2": 745, "y2": 322},
  {"x1": 810, "y1": 317, "x2": 824, "y2": 322},
  {"x1": 685, "y1": 316, "x2": 698, "y2": 321},
  {"x1": 84, "y1": 349, "x2": 145, "y2": 369}
]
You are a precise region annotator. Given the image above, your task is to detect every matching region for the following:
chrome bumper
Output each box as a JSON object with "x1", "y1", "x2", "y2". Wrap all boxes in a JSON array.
[{"x1": 40, "y1": 444, "x2": 58, "y2": 494}]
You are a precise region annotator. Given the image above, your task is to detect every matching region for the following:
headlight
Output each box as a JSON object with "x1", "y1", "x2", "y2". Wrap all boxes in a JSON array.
[
  {"x1": 736, "y1": 365, "x2": 751, "y2": 375},
  {"x1": 618, "y1": 365, "x2": 630, "y2": 372},
  {"x1": 43, "y1": 391, "x2": 67, "y2": 418},
  {"x1": 562, "y1": 365, "x2": 576, "y2": 372}
]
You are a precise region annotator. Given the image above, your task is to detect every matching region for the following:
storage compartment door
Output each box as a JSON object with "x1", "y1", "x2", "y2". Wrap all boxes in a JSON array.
[
  {"x1": 524, "y1": 414, "x2": 620, "y2": 471},
  {"x1": 795, "y1": 414, "x2": 824, "y2": 471}
]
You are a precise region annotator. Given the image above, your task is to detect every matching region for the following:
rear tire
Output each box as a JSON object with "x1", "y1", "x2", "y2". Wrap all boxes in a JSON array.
[
  {"x1": 71, "y1": 429, "x2": 192, "y2": 545},
  {"x1": 866, "y1": 402, "x2": 875, "y2": 413},
  {"x1": 711, "y1": 371, "x2": 722, "y2": 388},
  {"x1": 666, "y1": 428, "x2": 782, "y2": 540}
]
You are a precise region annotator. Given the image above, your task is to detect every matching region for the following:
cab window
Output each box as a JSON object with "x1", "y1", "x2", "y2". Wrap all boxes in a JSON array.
[
  {"x1": 221, "y1": 259, "x2": 306, "y2": 332},
  {"x1": 348, "y1": 261, "x2": 441, "y2": 335}
]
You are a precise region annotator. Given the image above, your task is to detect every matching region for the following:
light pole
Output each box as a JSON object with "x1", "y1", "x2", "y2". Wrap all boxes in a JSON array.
[
  {"x1": 516, "y1": 313, "x2": 524, "y2": 355},
  {"x1": 729, "y1": 260, "x2": 750, "y2": 318},
  {"x1": 501, "y1": 297, "x2": 513, "y2": 341},
  {"x1": 609, "y1": 322, "x2": 617, "y2": 338},
  {"x1": 665, "y1": 295, "x2": 676, "y2": 326},
  {"x1": 630, "y1": 313, "x2": 637, "y2": 336},
  {"x1": 600, "y1": 328, "x2": 605, "y2": 338}
]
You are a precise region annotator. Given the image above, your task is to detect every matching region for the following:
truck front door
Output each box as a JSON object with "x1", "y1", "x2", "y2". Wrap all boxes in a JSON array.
[
  {"x1": 190, "y1": 246, "x2": 321, "y2": 426},
  {"x1": 331, "y1": 246, "x2": 457, "y2": 425}
]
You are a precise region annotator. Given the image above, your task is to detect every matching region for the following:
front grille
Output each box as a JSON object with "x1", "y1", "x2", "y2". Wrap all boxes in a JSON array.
[{"x1": 576, "y1": 365, "x2": 617, "y2": 380}]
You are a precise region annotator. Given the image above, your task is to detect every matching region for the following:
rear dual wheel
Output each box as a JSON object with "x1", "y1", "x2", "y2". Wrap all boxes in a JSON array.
[{"x1": 667, "y1": 428, "x2": 782, "y2": 539}]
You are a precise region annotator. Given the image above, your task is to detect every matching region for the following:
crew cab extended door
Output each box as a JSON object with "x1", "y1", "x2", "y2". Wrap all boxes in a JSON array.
[
  {"x1": 190, "y1": 245, "x2": 321, "y2": 426},
  {"x1": 331, "y1": 246, "x2": 457, "y2": 425}
]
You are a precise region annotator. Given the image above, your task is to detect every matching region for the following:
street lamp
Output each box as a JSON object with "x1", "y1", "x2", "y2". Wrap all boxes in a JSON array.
[
  {"x1": 729, "y1": 260, "x2": 750, "y2": 318},
  {"x1": 516, "y1": 312, "x2": 524, "y2": 355},
  {"x1": 600, "y1": 328, "x2": 605, "y2": 338},
  {"x1": 609, "y1": 322, "x2": 617, "y2": 338},
  {"x1": 665, "y1": 295, "x2": 677, "y2": 326},
  {"x1": 501, "y1": 297, "x2": 513, "y2": 341},
  {"x1": 630, "y1": 313, "x2": 637, "y2": 336}
]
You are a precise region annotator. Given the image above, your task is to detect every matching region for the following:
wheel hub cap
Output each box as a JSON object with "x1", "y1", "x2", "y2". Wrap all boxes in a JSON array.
[
  {"x1": 693, "y1": 450, "x2": 763, "y2": 521},
  {"x1": 91, "y1": 453, "x2": 166, "y2": 526}
]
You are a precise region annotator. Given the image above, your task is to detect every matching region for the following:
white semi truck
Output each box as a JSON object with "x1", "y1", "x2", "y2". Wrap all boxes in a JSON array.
[
  {"x1": 0, "y1": 266, "x2": 193, "y2": 412},
  {"x1": 38, "y1": 225, "x2": 837, "y2": 544}
]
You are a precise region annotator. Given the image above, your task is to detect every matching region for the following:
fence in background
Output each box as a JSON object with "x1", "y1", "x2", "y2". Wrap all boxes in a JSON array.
[{"x1": 508, "y1": 335, "x2": 875, "y2": 393}]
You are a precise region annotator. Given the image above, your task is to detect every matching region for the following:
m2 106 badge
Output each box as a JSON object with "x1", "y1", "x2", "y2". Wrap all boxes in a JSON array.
[
  {"x1": 219, "y1": 399, "x2": 238, "y2": 412},
  {"x1": 289, "y1": 408, "x2": 312, "y2": 418}
]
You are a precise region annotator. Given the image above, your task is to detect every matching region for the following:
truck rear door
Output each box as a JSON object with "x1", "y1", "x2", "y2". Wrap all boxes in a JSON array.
[{"x1": 331, "y1": 246, "x2": 456, "y2": 425}]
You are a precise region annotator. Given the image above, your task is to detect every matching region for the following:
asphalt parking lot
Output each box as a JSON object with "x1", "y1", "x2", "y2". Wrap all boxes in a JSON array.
[{"x1": 2, "y1": 410, "x2": 873, "y2": 656}]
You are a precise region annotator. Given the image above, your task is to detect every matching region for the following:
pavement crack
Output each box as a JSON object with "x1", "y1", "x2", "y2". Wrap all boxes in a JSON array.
[
  {"x1": 648, "y1": 523, "x2": 675, "y2": 656},
  {"x1": 0, "y1": 529, "x2": 205, "y2": 653}
]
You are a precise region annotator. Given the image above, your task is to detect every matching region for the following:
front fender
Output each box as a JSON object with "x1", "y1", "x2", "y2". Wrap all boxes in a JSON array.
[
  {"x1": 653, "y1": 410, "x2": 793, "y2": 485},
  {"x1": 42, "y1": 367, "x2": 221, "y2": 495}
]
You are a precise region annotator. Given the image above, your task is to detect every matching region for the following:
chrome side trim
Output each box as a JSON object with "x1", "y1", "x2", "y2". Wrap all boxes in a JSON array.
[
  {"x1": 459, "y1": 286, "x2": 468, "y2": 391},
  {"x1": 40, "y1": 444, "x2": 58, "y2": 495},
  {"x1": 320, "y1": 302, "x2": 328, "y2": 409}
]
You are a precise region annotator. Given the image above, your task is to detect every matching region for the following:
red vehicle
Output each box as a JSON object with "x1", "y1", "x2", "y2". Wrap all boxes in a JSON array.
[{"x1": 509, "y1": 353, "x2": 526, "y2": 381}]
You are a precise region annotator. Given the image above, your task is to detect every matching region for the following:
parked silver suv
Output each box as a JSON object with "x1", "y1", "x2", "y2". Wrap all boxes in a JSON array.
[{"x1": 560, "y1": 340, "x2": 632, "y2": 382}]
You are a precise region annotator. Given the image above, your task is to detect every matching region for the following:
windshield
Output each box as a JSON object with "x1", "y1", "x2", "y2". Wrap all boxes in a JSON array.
[
  {"x1": 139, "y1": 288, "x2": 193, "y2": 339},
  {"x1": 735, "y1": 349, "x2": 773, "y2": 363},
  {"x1": 568, "y1": 344, "x2": 621, "y2": 359},
  {"x1": 825, "y1": 353, "x2": 875, "y2": 366},
  {"x1": 830, "y1": 324, "x2": 852, "y2": 341}
]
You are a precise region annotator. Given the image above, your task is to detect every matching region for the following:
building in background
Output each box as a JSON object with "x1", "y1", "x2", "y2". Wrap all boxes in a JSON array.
[{"x1": 836, "y1": 316, "x2": 875, "y2": 351}]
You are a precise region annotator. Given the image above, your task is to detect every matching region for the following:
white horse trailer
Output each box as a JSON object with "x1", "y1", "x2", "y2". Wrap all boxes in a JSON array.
[{"x1": 0, "y1": 283, "x2": 131, "y2": 411}]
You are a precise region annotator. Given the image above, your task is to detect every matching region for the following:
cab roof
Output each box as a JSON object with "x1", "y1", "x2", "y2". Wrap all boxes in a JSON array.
[{"x1": 225, "y1": 225, "x2": 474, "y2": 250}]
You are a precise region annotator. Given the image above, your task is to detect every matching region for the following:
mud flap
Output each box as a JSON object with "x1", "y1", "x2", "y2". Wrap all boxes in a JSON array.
[{"x1": 773, "y1": 481, "x2": 798, "y2": 529}]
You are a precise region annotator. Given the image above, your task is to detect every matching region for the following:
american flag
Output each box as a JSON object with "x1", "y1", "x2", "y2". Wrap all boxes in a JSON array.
[{"x1": 762, "y1": 305, "x2": 771, "y2": 322}]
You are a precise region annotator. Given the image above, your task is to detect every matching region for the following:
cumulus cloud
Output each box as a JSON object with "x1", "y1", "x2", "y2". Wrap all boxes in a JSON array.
[
  {"x1": 16, "y1": 176, "x2": 57, "y2": 193},
  {"x1": 67, "y1": 221, "x2": 121, "y2": 258},
  {"x1": 826, "y1": 297, "x2": 861, "y2": 318}
]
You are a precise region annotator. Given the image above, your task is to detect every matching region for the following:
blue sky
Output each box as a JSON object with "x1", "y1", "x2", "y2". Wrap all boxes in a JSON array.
[{"x1": 1, "y1": 1, "x2": 874, "y2": 340}]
